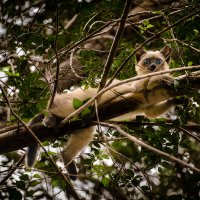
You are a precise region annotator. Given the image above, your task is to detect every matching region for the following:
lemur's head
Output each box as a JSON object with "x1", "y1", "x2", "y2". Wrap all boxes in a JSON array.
[{"x1": 135, "y1": 44, "x2": 171, "y2": 76}]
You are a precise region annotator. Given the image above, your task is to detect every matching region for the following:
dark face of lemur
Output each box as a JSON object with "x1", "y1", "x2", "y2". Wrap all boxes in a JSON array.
[{"x1": 135, "y1": 44, "x2": 171, "y2": 76}]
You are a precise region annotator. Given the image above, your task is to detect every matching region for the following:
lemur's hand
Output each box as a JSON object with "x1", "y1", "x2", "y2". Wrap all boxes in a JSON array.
[{"x1": 43, "y1": 113, "x2": 57, "y2": 128}]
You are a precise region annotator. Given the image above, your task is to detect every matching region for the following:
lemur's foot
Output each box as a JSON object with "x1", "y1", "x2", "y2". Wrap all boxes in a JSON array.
[{"x1": 43, "y1": 113, "x2": 57, "y2": 128}]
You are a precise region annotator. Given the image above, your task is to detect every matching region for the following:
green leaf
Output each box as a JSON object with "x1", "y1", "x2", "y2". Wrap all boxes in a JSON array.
[
  {"x1": 102, "y1": 177, "x2": 110, "y2": 187},
  {"x1": 193, "y1": 29, "x2": 198, "y2": 36},
  {"x1": 73, "y1": 98, "x2": 83, "y2": 109},
  {"x1": 27, "y1": 190, "x2": 36, "y2": 197},
  {"x1": 7, "y1": 188, "x2": 22, "y2": 200},
  {"x1": 174, "y1": 79, "x2": 180, "y2": 90},
  {"x1": 42, "y1": 141, "x2": 50, "y2": 146},
  {"x1": 81, "y1": 107, "x2": 91, "y2": 118},
  {"x1": 82, "y1": 98, "x2": 91, "y2": 104},
  {"x1": 146, "y1": 24, "x2": 154, "y2": 29},
  {"x1": 30, "y1": 180, "x2": 40, "y2": 187},
  {"x1": 161, "y1": 161, "x2": 172, "y2": 169},
  {"x1": 16, "y1": 181, "x2": 26, "y2": 190},
  {"x1": 20, "y1": 174, "x2": 29, "y2": 181},
  {"x1": 52, "y1": 142, "x2": 62, "y2": 148},
  {"x1": 3, "y1": 69, "x2": 20, "y2": 77},
  {"x1": 101, "y1": 154, "x2": 109, "y2": 159},
  {"x1": 47, "y1": 151, "x2": 56, "y2": 155},
  {"x1": 33, "y1": 174, "x2": 42, "y2": 179}
]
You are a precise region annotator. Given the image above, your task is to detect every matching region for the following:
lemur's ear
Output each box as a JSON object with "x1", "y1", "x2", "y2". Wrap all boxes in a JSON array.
[
  {"x1": 160, "y1": 45, "x2": 171, "y2": 62},
  {"x1": 135, "y1": 43, "x2": 146, "y2": 62}
]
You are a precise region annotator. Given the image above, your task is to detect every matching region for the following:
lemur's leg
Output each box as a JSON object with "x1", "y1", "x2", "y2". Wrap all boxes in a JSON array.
[
  {"x1": 61, "y1": 127, "x2": 94, "y2": 180},
  {"x1": 26, "y1": 113, "x2": 45, "y2": 167}
]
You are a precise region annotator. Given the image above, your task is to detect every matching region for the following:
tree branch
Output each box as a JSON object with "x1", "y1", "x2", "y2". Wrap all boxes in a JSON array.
[{"x1": 48, "y1": 1, "x2": 60, "y2": 108}]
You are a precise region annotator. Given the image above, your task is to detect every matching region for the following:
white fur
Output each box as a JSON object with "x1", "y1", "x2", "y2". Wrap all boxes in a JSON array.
[{"x1": 136, "y1": 50, "x2": 169, "y2": 75}]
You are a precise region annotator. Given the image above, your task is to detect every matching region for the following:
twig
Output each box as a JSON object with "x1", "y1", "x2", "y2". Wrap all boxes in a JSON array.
[
  {"x1": 93, "y1": 137, "x2": 126, "y2": 142},
  {"x1": 178, "y1": 126, "x2": 200, "y2": 143},
  {"x1": 163, "y1": 14, "x2": 185, "y2": 66},
  {"x1": 69, "y1": 48, "x2": 83, "y2": 79},
  {"x1": 48, "y1": 2, "x2": 60, "y2": 109},
  {"x1": 0, "y1": 125, "x2": 21, "y2": 134},
  {"x1": 99, "y1": 122, "x2": 200, "y2": 173},
  {"x1": 93, "y1": 8, "x2": 185, "y2": 39},
  {"x1": 21, "y1": 0, "x2": 44, "y2": 12},
  {"x1": 28, "y1": 0, "x2": 45, "y2": 31},
  {"x1": 83, "y1": 11, "x2": 101, "y2": 31},
  {"x1": 165, "y1": 38, "x2": 200, "y2": 53},
  {"x1": 162, "y1": 12, "x2": 190, "y2": 85},
  {"x1": 106, "y1": 120, "x2": 200, "y2": 143},
  {"x1": 64, "y1": 14, "x2": 78, "y2": 30}
]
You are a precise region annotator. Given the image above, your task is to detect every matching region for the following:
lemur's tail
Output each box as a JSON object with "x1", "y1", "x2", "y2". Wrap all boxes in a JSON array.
[
  {"x1": 26, "y1": 144, "x2": 39, "y2": 167},
  {"x1": 25, "y1": 113, "x2": 45, "y2": 167}
]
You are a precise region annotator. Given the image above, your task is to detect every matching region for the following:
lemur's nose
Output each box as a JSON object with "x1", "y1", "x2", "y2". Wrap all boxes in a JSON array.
[{"x1": 149, "y1": 64, "x2": 156, "y2": 71}]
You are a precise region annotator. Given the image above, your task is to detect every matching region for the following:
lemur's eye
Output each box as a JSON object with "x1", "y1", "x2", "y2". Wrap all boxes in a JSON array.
[
  {"x1": 156, "y1": 59, "x2": 162, "y2": 64},
  {"x1": 143, "y1": 59, "x2": 150, "y2": 64}
]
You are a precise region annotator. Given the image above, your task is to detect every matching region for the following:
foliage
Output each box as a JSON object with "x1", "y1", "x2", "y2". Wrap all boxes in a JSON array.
[{"x1": 0, "y1": 0, "x2": 200, "y2": 199}]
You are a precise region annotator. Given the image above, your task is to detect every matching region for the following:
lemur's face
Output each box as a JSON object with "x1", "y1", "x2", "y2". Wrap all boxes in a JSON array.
[{"x1": 135, "y1": 45, "x2": 171, "y2": 76}]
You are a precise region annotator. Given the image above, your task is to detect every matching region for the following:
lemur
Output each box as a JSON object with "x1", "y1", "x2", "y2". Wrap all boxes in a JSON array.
[{"x1": 26, "y1": 44, "x2": 174, "y2": 179}]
